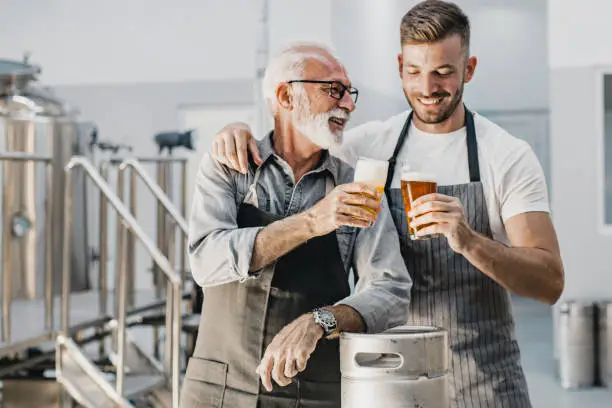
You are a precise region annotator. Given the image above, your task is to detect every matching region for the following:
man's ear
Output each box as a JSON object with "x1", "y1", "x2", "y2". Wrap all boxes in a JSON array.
[
  {"x1": 464, "y1": 56, "x2": 478, "y2": 84},
  {"x1": 276, "y1": 83, "x2": 293, "y2": 110}
]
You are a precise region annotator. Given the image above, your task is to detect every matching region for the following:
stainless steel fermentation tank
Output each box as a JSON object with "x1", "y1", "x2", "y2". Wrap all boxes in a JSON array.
[{"x1": 0, "y1": 57, "x2": 93, "y2": 300}]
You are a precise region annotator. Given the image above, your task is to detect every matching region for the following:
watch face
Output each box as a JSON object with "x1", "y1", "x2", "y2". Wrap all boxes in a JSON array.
[{"x1": 315, "y1": 309, "x2": 337, "y2": 334}]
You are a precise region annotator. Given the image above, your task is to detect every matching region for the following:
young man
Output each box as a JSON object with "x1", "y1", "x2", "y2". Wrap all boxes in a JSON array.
[
  {"x1": 182, "y1": 44, "x2": 411, "y2": 407},
  {"x1": 209, "y1": 1, "x2": 564, "y2": 407}
]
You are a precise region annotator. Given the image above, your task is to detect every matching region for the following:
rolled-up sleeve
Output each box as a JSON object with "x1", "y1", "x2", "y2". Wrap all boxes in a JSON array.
[
  {"x1": 337, "y1": 195, "x2": 412, "y2": 333},
  {"x1": 188, "y1": 153, "x2": 263, "y2": 288}
]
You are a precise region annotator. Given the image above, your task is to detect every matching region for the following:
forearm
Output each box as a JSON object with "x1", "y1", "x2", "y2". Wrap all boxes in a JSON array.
[
  {"x1": 462, "y1": 231, "x2": 564, "y2": 304},
  {"x1": 249, "y1": 212, "x2": 317, "y2": 271},
  {"x1": 324, "y1": 305, "x2": 365, "y2": 333}
]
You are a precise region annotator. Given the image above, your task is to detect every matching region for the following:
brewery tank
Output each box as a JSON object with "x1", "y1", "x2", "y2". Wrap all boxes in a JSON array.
[{"x1": 0, "y1": 56, "x2": 93, "y2": 299}]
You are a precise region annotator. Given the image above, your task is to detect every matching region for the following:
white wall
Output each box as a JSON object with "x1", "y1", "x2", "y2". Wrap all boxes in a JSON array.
[
  {"x1": 548, "y1": 0, "x2": 612, "y2": 69},
  {"x1": 0, "y1": 0, "x2": 333, "y2": 87},
  {"x1": 331, "y1": 0, "x2": 549, "y2": 116},
  {"x1": 548, "y1": 0, "x2": 612, "y2": 300}
]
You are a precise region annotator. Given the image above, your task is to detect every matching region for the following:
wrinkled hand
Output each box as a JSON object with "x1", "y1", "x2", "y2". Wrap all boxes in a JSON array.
[
  {"x1": 211, "y1": 122, "x2": 263, "y2": 174},
  {"x1": 307, "y1": 183, "x2": 381, "y2": 236},
  {"x1": 408, "y1": 193, "x2": 475, "y2": 253},
  {"x1": 255, "y1": 314, "x2": 324, "y2": 392}
]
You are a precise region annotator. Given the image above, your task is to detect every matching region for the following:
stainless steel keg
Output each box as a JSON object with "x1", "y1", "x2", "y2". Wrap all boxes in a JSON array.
[
  {"x1": 340, "y1": 325, "x2": 449, "y2": 408},
  {"x1": 557, "y1": 301, "x2": 596, "y2": 388},
  {"x1": 598, "y1": 301, "x2": 612, "y2": 387}
]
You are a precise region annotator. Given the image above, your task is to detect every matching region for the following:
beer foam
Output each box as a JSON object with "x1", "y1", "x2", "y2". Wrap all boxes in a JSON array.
[
  {"x1": 400, "y1": 170, "x2": 436, "y2": 183},
  {"x1": 354, "y1": 157, "x2": 389, "y2": 184}
]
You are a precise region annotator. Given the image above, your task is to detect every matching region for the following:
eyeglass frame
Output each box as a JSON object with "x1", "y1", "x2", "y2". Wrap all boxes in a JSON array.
[{"x1": 287, "y1": 80, "x2": 359, "y2": 104}]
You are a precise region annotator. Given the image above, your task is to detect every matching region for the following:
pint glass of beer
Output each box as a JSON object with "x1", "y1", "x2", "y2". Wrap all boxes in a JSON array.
[
  {"x1": 353, "y1": 157, "x2": 389, "y2": 216},
  {"x1": 400, "y1": 168, "x2": 437, "y2": 240}
]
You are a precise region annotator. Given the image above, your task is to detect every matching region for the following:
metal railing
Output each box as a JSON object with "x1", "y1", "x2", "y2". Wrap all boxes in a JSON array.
[
  {"x1": 117, "y1": 158, "x2": 190, "y2": 373},
  {"x1": 101, "y1": 155, "x2": 189, "y2": 360},
  {"x1": 62, "y1": 156, "x2": 182, "y2": 408},
  {"x1": 0, "y1": 152, "x2": 53, "y2": 344}
]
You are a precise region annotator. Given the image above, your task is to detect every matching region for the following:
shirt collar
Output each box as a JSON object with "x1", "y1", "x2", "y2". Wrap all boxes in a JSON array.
[{"x1": 256, "y1": 131, "x2": 341, "y2": 185}]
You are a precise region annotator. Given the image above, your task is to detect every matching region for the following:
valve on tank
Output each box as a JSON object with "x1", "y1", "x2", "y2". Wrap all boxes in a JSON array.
[{"x1": 153, "y1": 129, "x2": 196, "y2": 154}]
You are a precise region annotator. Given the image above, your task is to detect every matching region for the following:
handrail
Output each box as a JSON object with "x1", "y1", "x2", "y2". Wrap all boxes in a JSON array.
[
  {"x1": 0, "y1": 152, "x2": 53, "y2": 344},
  {"x1": 118, "y1": 158, "x2": 188, "y2": 234},
  {"x1": 65, "y1": 158, "x2": 180, "y2": 286},
  {"x1": 62, "y1": 156, "x2": 181, "y2": 408},
  {"x1": 116, "y1": 157, "x2": 189, "y2": 374}
]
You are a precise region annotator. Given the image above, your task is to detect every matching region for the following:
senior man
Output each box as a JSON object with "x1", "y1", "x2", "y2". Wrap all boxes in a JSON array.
[{"x1": 180, "y1": 43, "x2": 412, "y2": 408}]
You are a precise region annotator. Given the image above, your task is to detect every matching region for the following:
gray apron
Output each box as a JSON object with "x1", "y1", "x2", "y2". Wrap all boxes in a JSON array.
[
  {"x1": 384, "y1": 107, "x2": 532, "y2": 408},
  {"x1": 181, "y1": 166, "x2": 349, "y2": 408}
]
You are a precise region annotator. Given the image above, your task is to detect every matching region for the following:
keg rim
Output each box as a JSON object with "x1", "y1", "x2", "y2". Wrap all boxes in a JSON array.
[{"x1": 341, "y1": 325, "x2": 446, "y2": 339}]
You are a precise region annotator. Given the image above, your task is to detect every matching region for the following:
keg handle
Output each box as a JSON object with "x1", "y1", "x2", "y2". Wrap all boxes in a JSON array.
[{"x1": 353, "y1": 352, "x2": 404, "y2": 371}]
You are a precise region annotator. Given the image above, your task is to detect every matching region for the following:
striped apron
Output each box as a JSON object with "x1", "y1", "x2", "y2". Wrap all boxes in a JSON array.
[{"x1": 384, "y1": 107, "x2": 532, "y2": 407}]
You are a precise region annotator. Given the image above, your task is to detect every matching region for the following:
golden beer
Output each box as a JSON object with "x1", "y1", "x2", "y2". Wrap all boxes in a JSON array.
[
  {"x1": 400, "y1": 171, "x2": 437, "y2": 239},
  {"x1": 353, "y1": 157, "x2": 389, "y2": 216}
]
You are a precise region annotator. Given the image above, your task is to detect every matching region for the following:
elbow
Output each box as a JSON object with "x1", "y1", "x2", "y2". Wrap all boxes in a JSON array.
[
  {"x1": 542, "y1": 259, "x2": 565, "y2": 306},
  {"x1": 547, "y1": 266, "x2": 565, "y2": 306}
]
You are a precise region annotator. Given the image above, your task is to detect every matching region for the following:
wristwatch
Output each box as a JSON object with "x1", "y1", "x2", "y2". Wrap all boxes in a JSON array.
[{"x1": 313, "y1": 308, "x2": 339, "y2": 339}]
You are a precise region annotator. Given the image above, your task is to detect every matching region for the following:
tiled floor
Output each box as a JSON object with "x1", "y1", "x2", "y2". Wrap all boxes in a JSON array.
[{"x1": 512, "y1": 297, "x2": 612, "y2": 407}]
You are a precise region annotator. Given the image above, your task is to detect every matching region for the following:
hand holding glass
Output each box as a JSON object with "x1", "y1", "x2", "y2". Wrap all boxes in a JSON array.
[
  {"x1": 400, "y1": 168, "x2": 438, "y2": 240},
  {"x1": 352, "y1": 157, "x2": 389, "y2": 222}
]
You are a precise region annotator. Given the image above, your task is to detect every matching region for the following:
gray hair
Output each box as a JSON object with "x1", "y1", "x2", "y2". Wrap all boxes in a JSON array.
[{"x1": 261, "y1": 42, "x2": 338, "y2": 112}]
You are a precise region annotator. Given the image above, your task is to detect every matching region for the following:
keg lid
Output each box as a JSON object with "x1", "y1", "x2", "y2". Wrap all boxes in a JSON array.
[{"x1": 341, "y1": 325, "x2": 445, "y2": 340}]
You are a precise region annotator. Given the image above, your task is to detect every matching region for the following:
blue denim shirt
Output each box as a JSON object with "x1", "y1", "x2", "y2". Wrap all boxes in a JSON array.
[{"x1": 188, "y1": 133, "x2": 412, "y2": 334}]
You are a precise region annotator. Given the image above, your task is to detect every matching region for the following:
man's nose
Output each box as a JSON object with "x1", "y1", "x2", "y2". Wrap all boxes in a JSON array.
[
  {"x1": 338, "y1": 91, "x2": 355, "y2": 112},
  {"x1": 420, "y1": 74, "x2": 440, "y2": 96}
]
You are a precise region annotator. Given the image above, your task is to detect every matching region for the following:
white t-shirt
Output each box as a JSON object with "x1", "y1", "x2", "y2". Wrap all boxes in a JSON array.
[{"x1": 331, "y1": 110, "x2": 550, "y2": 245}]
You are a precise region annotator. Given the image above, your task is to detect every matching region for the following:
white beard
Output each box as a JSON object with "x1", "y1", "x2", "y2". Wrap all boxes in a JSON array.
[{"x1": 292, "y1": 86, "x2": 349, "y2": 149}]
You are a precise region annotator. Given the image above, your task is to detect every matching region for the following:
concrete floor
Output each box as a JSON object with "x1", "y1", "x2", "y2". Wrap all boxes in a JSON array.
[{"x1": 512, "y1": 297, "x2": 612, "y2": 407}]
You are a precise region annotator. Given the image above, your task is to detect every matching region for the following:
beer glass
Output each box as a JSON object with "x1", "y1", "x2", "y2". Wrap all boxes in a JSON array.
[
  {"x1": 353, "y1": 157, "x2": 389, "y2": 216},
  {"x1": 400, "y1": 167, "x2": 438, "y2": 240}
]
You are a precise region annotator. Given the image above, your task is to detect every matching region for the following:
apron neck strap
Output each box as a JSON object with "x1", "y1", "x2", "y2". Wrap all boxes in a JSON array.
[
  {"x1": 244, "y1": 165, "x2": 264, "y2": 207},
  {"x1": 384, "y1": 111, "x2": 413, "y2": 191},
  {"x1": 464, "y1": 106, "x2": 480, "y2": 183},
  {"x1": 384, "y1": 105, "x2": 481, "y2": 192}
]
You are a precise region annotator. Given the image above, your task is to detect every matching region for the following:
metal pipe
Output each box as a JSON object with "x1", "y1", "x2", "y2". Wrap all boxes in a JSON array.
[
  {"x1": 153, "y1": 162, "x2": 164, "y2": 359},
  {"x1": 114, "y1": 167, "x2": 125, "y2": 353},
  {"x1": 115, "y1": 224, "x2": 128, "y2": 396},
  {"x1": 117, "y1": 159, "x2": 188, "y2": 235},
  {"x1": 61, "y1": 169, "x2": 74, "y2": 335},
  {"x1": 44, "y1": 161, "x2": 54, "y2": 330},
  {"x1": 109, "y1": 156, "x2": 188, "y2": 165},
  {"x1": 128, "y1": 168, "x2": 137, "y2": 308},
  {"x1": 0, "y1": 152, "x2": 52, "y2": 162},
  {"x1": 164, "y1": 282, "x2": 173, "y2": 377},
  {"x1": 98, "y1": 163, "x2": 109, "y2": 358},
  {"x1": 1, "y1": 160, "x2": 12, "y2": 343},
  {"x1": 181, "y1": 161, "x2": 188, "y2": 289},
  {"x1": 159, "y1": 162, "x2": 168, "y2": 291},
  {"x1": 172, "y1": 282, "x2": 182, "y2": 408}
]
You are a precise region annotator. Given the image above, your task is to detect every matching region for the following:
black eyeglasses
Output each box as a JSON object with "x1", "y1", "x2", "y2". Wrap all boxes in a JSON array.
[{"x1": 287, "y1": 80, "x2": 359, "y2": 104}]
